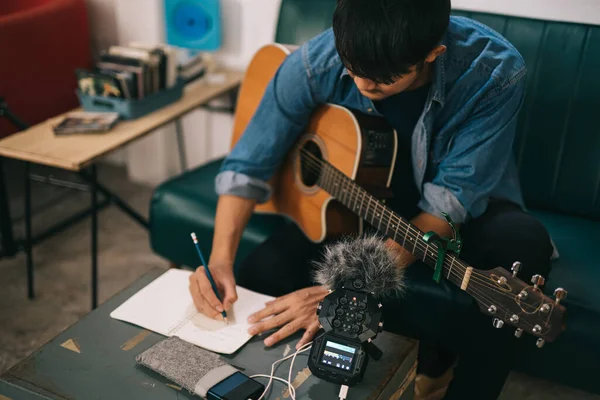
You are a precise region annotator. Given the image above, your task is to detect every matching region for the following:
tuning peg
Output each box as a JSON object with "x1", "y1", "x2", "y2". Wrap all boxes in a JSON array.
[
  {"x1": 536, "y1": 338, "x2": 545, "y2": 348},
  {"x1": 492, "y1": 318, "x2": 504, "y2": 329},
  {"x1": 511, "y1": 261, "x2": 521, "y2": 277},
  {"x1": 554, "y1": 288, "x2": 568, "y2": 305},
  {"x1": 514, "y1": 328, "x2": 523, "y2": 338},
  {"x1": 517, "y1": 290, "x2": 528, "y2": 300},
  {"x1": 531, "y1": 274, "x2": 545, "y2": 289},
  {"x1": 540, "y1": 304, "x2": 551, "y2": 313},
  {"x1": 532, "y1": 325, "x2": 542, "y2": 334}
]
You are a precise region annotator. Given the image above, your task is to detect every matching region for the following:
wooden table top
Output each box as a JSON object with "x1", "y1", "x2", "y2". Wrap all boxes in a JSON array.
[{"x1": 0, "y1": 70, "x2": 244, "y2": 171}]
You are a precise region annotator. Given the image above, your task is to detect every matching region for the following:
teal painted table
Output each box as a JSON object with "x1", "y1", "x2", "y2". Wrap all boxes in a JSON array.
[{"x1": 0, "y1": 267, "x2": 417, "y2": 400}]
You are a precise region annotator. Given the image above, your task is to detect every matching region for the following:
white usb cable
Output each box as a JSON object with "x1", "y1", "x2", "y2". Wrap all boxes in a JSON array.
[
  {"x1": 250, "y1": 342, "x2": 312, "y2": 400},
  {"x1": 338, "y1": 384, "x2": 349, "y2": 400}
]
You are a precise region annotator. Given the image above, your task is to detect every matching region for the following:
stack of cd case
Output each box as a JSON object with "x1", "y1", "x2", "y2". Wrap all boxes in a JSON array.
[{"x1": 75, "y1": 42, "x2": 185, "y2": 120}]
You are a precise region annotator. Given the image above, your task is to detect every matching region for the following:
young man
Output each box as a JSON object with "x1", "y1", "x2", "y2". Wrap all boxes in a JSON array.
[{"x1": 188, "y1": 0, "x2": 554, "y2": 398}]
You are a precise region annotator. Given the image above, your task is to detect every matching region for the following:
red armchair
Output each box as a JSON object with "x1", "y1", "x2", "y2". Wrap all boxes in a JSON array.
[{"x1": 0, "y1": 0, "x2": 92, "y2": 137}]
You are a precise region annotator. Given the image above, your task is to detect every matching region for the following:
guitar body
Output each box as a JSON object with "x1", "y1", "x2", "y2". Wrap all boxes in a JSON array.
[{"x1": 230, "y1": 44, "x2": 398, "y2": 242}]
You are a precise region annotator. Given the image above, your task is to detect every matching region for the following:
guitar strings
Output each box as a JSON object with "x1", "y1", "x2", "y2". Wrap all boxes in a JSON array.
[
  {"x1": 301, "y1": 149, "x2": 536, "y2": 301},
  {"x1": 306, "y1": 152, "x2": 549, "y2": 322},
  {"x1": 300, "y1": 148, "x2": 511, "y2": 282},
  {"x1": 298, "y1": 149, "x2": 544, "y2": 309},
  {"x1": 299, "y1": 152, "x2": 544, "y2": 332}
]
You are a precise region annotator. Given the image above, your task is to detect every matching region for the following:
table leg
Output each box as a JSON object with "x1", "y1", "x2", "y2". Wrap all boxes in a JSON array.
[
  {"x1": 175, "y1": 118, "x2": 188, "y2": 172},
  {"x1": 90, "y1": 164, "x2": 98, "y2": 309},
  {"x1": 78, "y1": 171, "x2": 148, "y2": 229},
  {"x1": 24, "y1": 162, "x2": 34, "y2": 299},
  {"x1": 0, "y1": 158, "x2": 17, "y2": 258}
]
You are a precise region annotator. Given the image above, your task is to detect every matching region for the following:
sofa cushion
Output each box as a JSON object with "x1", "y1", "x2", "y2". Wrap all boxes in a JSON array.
[
  {"x1": 149, "y1": 158, "x2": 287, "y2": 270},
  {"x1": 511, "y1": 210, "x2": 600, "y2": 393},
  {"x1": 530, "y1": 210, "x2": 600, "y2": 313}
]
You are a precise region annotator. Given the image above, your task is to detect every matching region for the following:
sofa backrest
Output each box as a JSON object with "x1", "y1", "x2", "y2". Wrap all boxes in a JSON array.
[
  {"x1": 452, "y1": 11, "x2": 600, "y2": 220},
  {"x1": 275, "y1": 1, "x2": 600, "y2": 219}
]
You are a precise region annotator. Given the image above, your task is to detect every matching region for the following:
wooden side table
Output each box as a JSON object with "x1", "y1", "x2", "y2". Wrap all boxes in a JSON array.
[
  {"x1": 0, "y1": 267, "x2": 418, "y2": 400},
  {"x1": 0, "y1": 71, "x2": 243, "y2": 309}
]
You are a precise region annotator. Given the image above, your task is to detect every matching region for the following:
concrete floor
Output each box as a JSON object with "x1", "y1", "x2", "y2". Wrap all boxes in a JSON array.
[{"x1": 0, "y1": 162, "x2": 597, "y2": 400}]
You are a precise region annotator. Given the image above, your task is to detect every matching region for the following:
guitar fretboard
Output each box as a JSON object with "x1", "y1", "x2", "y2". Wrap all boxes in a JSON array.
[{"x1": 310, "y1": 152, "x2": 470, "y2": 289}]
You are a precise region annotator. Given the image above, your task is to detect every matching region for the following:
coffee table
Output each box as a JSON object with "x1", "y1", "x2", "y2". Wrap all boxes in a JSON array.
[
  {"x1": 0, "y1": 71, "x2": 243, "y2": 309},
  {"x1": 0, "y1": 267, "x2": 417, "y2": 400}
]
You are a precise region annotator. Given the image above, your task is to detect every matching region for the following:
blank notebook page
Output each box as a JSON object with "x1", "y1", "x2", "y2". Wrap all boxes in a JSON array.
[{"x1": 110, "y1": 269, "x2": 274, "y2": 354}]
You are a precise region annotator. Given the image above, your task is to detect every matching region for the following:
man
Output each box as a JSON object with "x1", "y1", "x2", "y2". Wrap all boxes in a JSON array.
[{"x1": 188, "y1": 0, "x2": 554, "y2": 398}]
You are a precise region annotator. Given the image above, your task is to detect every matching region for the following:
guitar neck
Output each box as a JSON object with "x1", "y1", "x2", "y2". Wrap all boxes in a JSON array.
[{"x1": 318, "y1": 160, "x2": 472, "y2": 290}]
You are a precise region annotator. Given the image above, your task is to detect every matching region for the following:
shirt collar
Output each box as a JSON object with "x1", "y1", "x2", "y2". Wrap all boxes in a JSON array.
[{"x1": 430, "y1": 36, "x2": 447, "y2": 107}]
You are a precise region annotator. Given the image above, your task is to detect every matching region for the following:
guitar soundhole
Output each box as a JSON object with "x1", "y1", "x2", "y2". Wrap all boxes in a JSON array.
[{"x1": 299, "y1": 140, "x2": 323, "y2": 188}]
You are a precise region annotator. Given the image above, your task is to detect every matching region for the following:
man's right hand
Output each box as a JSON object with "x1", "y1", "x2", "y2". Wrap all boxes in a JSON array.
[{"x1": 189, "y1": 260, "x2": 238, "y2": 320}]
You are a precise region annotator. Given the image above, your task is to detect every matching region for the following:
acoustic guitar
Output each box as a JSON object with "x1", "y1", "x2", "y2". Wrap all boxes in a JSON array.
[{"x1": 229, "y1": 44, "x2": 567, "y2": 346}]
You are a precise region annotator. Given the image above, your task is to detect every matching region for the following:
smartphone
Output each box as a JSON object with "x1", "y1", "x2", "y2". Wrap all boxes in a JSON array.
[{"x1": 207, "y1": 371, "x2": 265, "y2": 400}]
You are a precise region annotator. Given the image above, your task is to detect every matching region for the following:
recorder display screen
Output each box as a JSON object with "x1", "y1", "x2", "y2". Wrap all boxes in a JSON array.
[{"x1": 320, "y1": 340, "x2": 358, "y2": 371}]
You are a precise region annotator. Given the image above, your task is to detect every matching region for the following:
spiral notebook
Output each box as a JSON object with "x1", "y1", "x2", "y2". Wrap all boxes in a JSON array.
[{"x1": 110, "y1": 269, "x2": 274, "y2": 354}]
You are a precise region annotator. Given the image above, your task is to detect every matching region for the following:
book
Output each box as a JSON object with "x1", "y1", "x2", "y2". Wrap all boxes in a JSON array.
[
  {"x1": 109, "y1": 269, "x2": 275, "y2": 354},
  {"x1": 52, "y1": 112, "x2": 119, "y2": 135},
  {"x1": 109, "y1": 46, "x2": 161, "y2": 94},
  {"x1": 96, "y1": 58, "x2": 145, "y2": 99},
  {"x1": 129, "y1": 42, "x2": 179, "y2": 89}
]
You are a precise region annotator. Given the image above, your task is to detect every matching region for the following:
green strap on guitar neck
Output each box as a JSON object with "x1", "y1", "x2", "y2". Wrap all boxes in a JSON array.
[{"x1": 422, "y1": 212, "x2": 463, "y2": 283}]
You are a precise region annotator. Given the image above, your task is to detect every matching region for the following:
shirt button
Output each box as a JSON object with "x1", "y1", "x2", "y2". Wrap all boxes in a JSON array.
[{"x1": 367, "y1": 108, "x2": 373, "y2": 112}]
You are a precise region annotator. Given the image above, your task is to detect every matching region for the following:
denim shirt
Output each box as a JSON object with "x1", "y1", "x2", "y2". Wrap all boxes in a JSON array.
[{"x1": 216, "y1": 16, "x2": 527, "y2": 224}]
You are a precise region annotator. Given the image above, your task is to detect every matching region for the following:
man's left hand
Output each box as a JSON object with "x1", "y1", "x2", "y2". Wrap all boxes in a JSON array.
[{"x1": 247, "y1": 286, "x2": 329, "y2": 349}]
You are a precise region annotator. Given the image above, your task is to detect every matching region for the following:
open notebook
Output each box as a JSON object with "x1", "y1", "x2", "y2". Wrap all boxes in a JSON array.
[{"x1": 110, "y1": 269, "x2": 274, "y2": 354}]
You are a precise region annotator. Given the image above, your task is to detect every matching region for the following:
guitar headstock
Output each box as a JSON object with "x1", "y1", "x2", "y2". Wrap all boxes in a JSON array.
[{"x1": 471, "y1": 262, "x2": 567, "y2": 347}]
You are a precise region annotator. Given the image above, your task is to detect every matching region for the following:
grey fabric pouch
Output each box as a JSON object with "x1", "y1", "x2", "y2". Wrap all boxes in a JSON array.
[{"x1": 136, "y1": 336, "x2": 239, "y2": 398}]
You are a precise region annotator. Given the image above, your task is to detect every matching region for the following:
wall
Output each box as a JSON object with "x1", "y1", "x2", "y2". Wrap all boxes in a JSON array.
[
  {"x1": 452, "y1": 0, "x2": 600, "y2": 25},
  {"x1": 91, "y1": 0, "x2": 600, "y2": 186},
  {"x1": 91, "y1": 0, "x2": 281, "y2": 186}
]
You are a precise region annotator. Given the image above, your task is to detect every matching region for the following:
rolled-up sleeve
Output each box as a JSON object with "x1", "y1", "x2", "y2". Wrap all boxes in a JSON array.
[
  {"x1": 215, "y1": 45, "x2": 320, "y2": 203},
  {"x1": 418, "y1": 74, "x2": 526, "y2": 224}
]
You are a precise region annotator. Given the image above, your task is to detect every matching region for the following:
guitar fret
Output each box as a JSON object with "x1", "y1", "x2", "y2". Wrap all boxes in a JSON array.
[
  {"x1": 448, "y1": 257, "x2": 455, "y2": 280},
  {"x1": 359, "y1": 191, "x2": 366, "y2": 219},
  {"x1": 377, "y1": 203, "x2": 383, "y2": 231},
  {"x1": 386, "y1": 211, "x2": 392, "y2": 238},
  {"x1": 320, "y1": 165, "x2": 329, "y2": 193},
  {"x1": 339, "y1": 175, "x2": 346, "y2": 204},
  {"x1": 392, "y1": 219, "x2": 400, "y2": 242},
  {"x1": 408, "y1": 226, "x2": 422, "y2": 259}
]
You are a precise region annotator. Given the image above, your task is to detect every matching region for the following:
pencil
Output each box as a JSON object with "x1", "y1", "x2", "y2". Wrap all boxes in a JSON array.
[{"x1": 190, "y1": 232, "x2": 228, "y2": 324}]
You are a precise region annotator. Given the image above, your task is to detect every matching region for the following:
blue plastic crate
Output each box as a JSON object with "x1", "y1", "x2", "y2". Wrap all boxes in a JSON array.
[{"x1": 77, "y1": 80, "x2": 185, "y2": 120}]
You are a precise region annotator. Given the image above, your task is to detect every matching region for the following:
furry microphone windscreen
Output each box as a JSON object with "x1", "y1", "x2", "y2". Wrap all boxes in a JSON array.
[{"x1": 311, "y1": 234, "x2": 406, "y2": 298}]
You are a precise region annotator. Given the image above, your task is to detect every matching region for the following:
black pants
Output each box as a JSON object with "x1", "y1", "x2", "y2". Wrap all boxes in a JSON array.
[{"x1": 235, "y1": 200, "x2": 554, "y2": 399}]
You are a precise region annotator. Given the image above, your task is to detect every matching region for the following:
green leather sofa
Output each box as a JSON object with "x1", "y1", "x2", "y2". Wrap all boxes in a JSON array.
[{"x1": 149, "y1": 2, "x2": 600, "y2": 395}]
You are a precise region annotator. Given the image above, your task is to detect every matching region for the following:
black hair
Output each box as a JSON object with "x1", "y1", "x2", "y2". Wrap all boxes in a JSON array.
[{"x1": 333, "y1": 0, "x2": 451, "y2": 84}]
